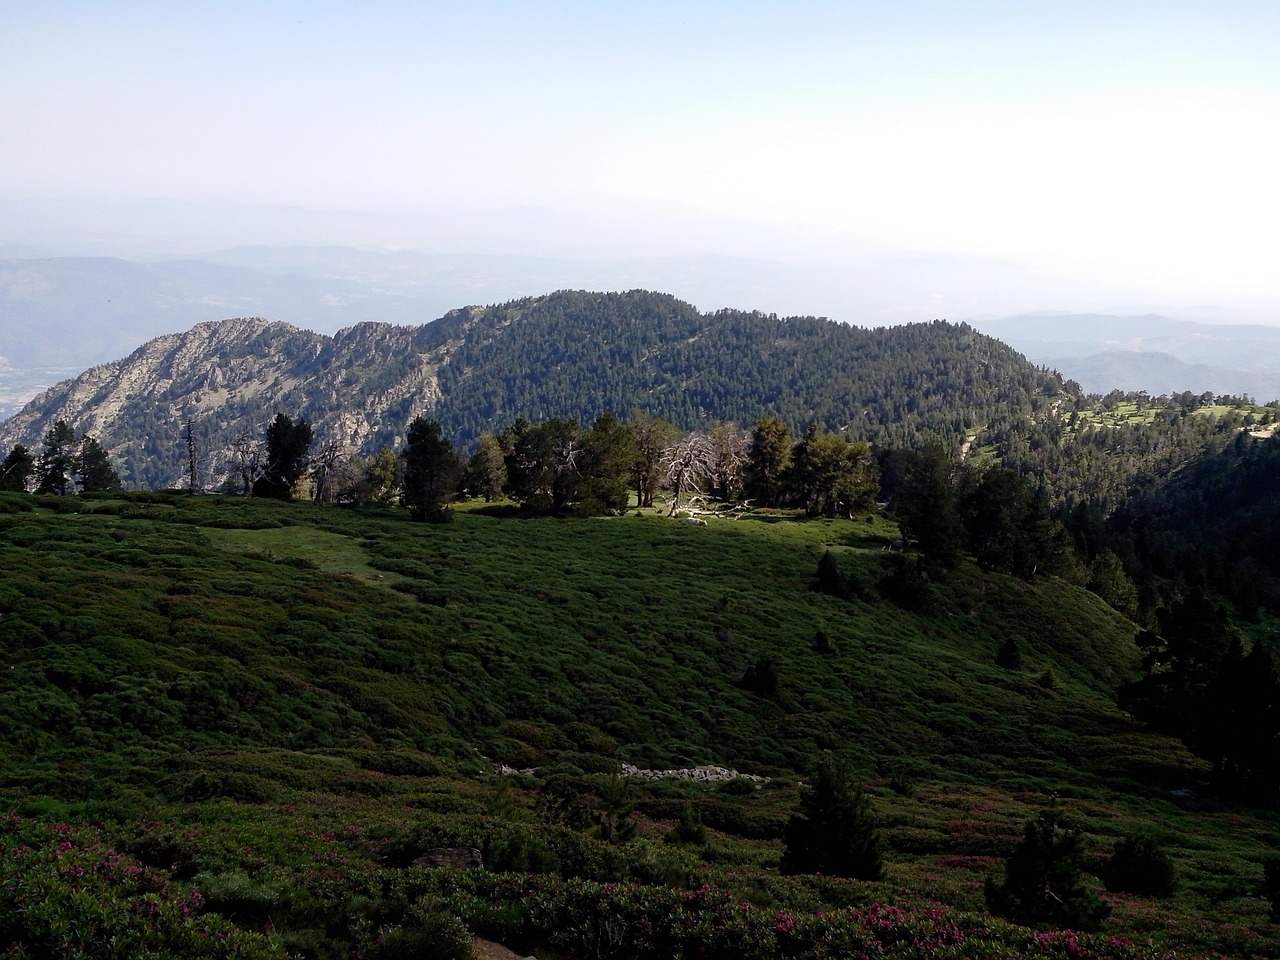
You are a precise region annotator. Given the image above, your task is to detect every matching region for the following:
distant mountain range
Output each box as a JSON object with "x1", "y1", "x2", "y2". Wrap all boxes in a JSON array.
[
  {"x1": 4, "y1": 251, "x2": 1280, "y2": 427},
  {"x1": 0, "y1": 290, "x2": 1064, "y2": 489},
  {"x1": 0, "y1": 248, "x2": 862, "y2": 416},
  {"x1": 971, "y1": 313, "x2": 1280, "y2": 401}
]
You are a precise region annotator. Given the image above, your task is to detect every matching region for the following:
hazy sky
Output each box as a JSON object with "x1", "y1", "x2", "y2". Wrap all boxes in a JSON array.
[{"x1": 3, "y1": 1, "x2": 1278, "y2": 321}]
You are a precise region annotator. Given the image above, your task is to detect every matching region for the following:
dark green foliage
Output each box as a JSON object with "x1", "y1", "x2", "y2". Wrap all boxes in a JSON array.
[
  {"x1": 501, "y1": 416, "x2": 580, "y2": 514},
  {"x1": 957, "y1": 468, "x2": 1079, "y2": 580},
  {"x1": 744, "y1": 416, "x2": 792, "y2": 506},
  {"x1": 811, "y1": 629, "x2": 833, "y2": 655},
  {"x1": 594, "y1": 774, "x2": 638, "y2": 844},
  {"x1": 0, "y1": 444, "x2": 34, "y2": 491},
  {"x1": 985, "y1": 804, "x2": 1110, "y2": 930},
  {"x1": 626, "y1": 412, "x2": 680, "y2": 509},
  {"x1": 781, "y1": 758, "x2": 884, "y2": 880},
  {"x1": 36, "y1": 419, "x2": 77, "y2": 495},
  {"x1": 576, "y1": 413, "x2": 636, "y2": 516},
  {"x1": 1264, "y1": 856, "x2": 1280, "y2": 921},
  {"x1": 401, "y1": 416, "x2": 461, "y2": 523},
  {"x1": 887, "y1": 446, "x2": 962, "y2": 574},
  {"x1": 1194, "y1": 639, "x2": 1280, "y2": 797},
  {"x1": 1103, "y1": 833, "x2": 1177, "y2": 897},
  {"x1": 254, "y1": 413, "x2": 312, "y2": 499},
  {"x1": 877, "y1": 555, "x2": 934, "y2": 612},
  {"x1": 464, "y1": 433, "x2": 508, "y2": 502},
  {"x1": 995, "y1": 637, "x2": 1023, "y2": 670},
  {"x1": 739, "y1": 656, "x2": 779, "y2": 697},
  {"x1": 0, "y1": 495, "x2": 1276, "y2": 958},
  {"x1": 352, "y1": 446, "x2": 402, "y2": 506},
  {"x1": 1087, "y1": 549, "x2": 1139, "y2": 618},
  {"x1": 1119, "y1": 590, "x2": 1280, "y2": 798},
  {"x1": 665, "y1": 801, "x2": 707, "y2": 845},
  {"x1": 76, "y1": 435, "x2": 121, "y2": 492},
  {"x1": 815, "y1": 549, "x2": 847, "y2": 598},
  {"x1": 789, "y1": 425, "x2": 878, "y2": 518},
  {"x1": 362, "y1": 900, "x2": 472, "y2": 960}
]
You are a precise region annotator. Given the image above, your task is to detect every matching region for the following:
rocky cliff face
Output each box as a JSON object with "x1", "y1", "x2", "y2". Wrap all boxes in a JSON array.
[{"x1": 0, "y1": 314, "x2": 471, "y2": 489}]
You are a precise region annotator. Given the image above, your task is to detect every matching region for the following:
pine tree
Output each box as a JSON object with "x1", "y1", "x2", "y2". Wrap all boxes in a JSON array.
[
  {"x1": 665, "y1": 801, "x2": 707, "y2": 845},
  {"x1": 361, "y1": 447, "x2": 402, "y2": 505},
  {"x1": 891, "y1": 446, "x2": 961, "y2": 573},
  {"x1": 576, "y1": 413, "x2": 635, "y2": 515},
  {"x1": 743, "y1": 416, "x2": 792, "y2": 506},
  {"x1": 75, "y1": 435, "x2": 121, "y2": 492},
  {"x1": 626, "y1": 413, "x2": 680, "y2": 509},
  {"x1": 781, "y1": 758, "x2": 884, "y2": 880},
  {"x1": 35, "y1": 420, "x2": 77, "y2": 495},
  {"x1": 815, "y1": 549, "x2": 847, "y2": 598},
  {"x1": 1102, "y1": 834, "x2": 1176, "y2": 897},
  {"x1": 253, "y1": 414, "x2": 313, "y2": 499},
  {"x1": 0, "y1": 445, "x2": 34, "y2": 491},
  {"x1": 402, "y1": 417, "x2": 461, "y2": 523},
  {"x1": 464, "y1": 433, "x2": 508, "y2": 502},
  {"x1": 985, "y1": 804, "x2": 1110, "y2": 930}
]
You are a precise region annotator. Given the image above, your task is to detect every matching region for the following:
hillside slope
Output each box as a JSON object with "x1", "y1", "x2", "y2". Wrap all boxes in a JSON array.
[
  {"x1": 0, "y1": 494, "x2": 1138, "y2": 782},
  {"x1": 3, "y1": 494, "x2": 1278, "y2": 958},
  {"x1": 0, "y1": 289, "x2": 1068, "y2": 488}
]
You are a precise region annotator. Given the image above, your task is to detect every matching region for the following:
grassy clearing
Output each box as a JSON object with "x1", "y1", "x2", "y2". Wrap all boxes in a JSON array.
[{"x1": 203, "y1": 523, "x2": 386, "y2": 581}]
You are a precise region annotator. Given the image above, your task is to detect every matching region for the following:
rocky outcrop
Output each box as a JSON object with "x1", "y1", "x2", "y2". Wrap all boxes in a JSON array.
[
  {"x1": 495, "y1": 762, "x2": 765, "y2": 783},
  {"x1": 412, "y1": 847, "x2": 484, "y2": 870},
  {"x1": 0, "y1": 315, "x2": 473, "y2": 489}
]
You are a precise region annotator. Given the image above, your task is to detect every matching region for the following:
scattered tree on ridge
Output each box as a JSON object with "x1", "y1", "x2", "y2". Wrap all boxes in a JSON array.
[
  {"x1": 253, "y1": 414, "x2": 313, "y2": 500},
  {"x1": 706, "y1": 419, "x2": 750, "y2": 502},
  {"x1": 501, "y1": 417, "x2": 581, "y2": 514},
  {"x1": 664, "y1": 431, "x2": 715, "y2": 515},
  {"x1": 743, "y1": 416, "x2": 792, "y2": 507},
  {"x1": 76, "y1": 435, "x2": 121, "y2": 492},
  {"x1": 0, "y1": 445, "x2": 34, "y2": 491},
  {"x1": 627, "y1": 413, "x2": 680, "y2": 509},
  {"x1": 575, "y1": 413, "x2": 636, "y2": 515},
  {"x1": 226, "y1": 433, "x2": 264, "y2": 496},
  {"x1": 401, "y1": 416, "x2": 461, "y2": 523},
  {"x1": 790, "y1": 425, "x2": 878, "y2": 518},
  {"x1": 464, "y1": 433, "x2": 508, "y2": 502},
  {"x1": 887, "y1": 446, "x2": 962, "y2": 573},
  {"x1": 35, "y1": 420, "x2": 78, "y2": 495}
]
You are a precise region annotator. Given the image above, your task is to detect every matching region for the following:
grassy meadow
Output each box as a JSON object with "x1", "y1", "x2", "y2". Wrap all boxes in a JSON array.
[{"x1": 1, "y1": 490, "x2": 1277, "y2": 958}]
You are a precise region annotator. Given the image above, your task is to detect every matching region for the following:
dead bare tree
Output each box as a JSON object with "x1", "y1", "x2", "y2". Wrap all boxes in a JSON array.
[
  {"x1": 227, "y1": 434, "x2": 263, "y2": 496},
  {"x1": 309, "y1": 438, "x2": 347, "y2": 504},
  {"x1": 664, "y1": 431, "x2": 716, "y2": 516},
  {"x1": 183, "y1": 419, "x2": 199, "y2": 494},
  {"x1": 707, "y1": 420, "x2": 750, "y2": 502}
]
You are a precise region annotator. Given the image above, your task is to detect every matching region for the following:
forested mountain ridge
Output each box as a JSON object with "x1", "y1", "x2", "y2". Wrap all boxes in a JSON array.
[{"x1": 0, "y1": 289, "x2": 1068, "y2": 488}]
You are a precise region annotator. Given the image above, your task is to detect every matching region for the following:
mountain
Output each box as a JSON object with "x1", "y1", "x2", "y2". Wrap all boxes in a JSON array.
[
  {"x1": 0, "y1": 289, "x2": 1067, "y2": 489},
  {"x1": 0, "y1": 245, "x2": 1012, "y2": 411},
  {"x1": 971, "y1": 313, "x2": 1280, "y2": 400}
]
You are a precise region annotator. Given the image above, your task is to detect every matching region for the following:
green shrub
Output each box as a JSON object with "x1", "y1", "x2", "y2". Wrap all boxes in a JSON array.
[
  {"x1": 984, "y1": 804, "x2": 1110, "y2": 930},
  {"x1": 781, "y1": 758, "x2": 883, "y2": 880},
  {"x1": 665, "y1": 802, "x2": 707, "y2": 845},
  {"x1": 1102, "y1": 833, "x2": 1176, "y2": 897}
]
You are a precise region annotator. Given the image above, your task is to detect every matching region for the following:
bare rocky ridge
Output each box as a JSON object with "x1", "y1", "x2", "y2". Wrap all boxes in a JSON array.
[{"x1": 0, "y1": 313, "x2": 472, "y2": 489}]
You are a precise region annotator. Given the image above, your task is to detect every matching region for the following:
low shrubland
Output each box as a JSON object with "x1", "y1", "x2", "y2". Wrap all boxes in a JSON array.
[{"x1": 1, "y1": 491, "x2": 1276, "y2": 957}]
